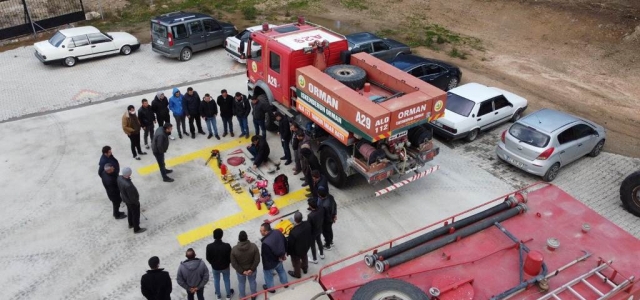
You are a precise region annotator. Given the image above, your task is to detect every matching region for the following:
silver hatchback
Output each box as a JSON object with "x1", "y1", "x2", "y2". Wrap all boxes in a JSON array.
[{"x1": 496, "y1": 108, "x2": 606, "y2": 181}]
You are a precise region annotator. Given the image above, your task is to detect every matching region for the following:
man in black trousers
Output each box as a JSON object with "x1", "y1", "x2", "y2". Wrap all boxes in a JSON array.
[
  {"x1": 286, "y1": 212, "x2": 312, "y2": 279},
  {"x1": 248, "y1": 135, "x2": 270, "y2": 170},
  {"x1": 274, "y1": 112, "x2": 292, "y2": 165},
  {"x1": 183, "y1": 87, "x2": 206, "y2": 139},
  {"x1": 98, "y1": 145, "x2": 119, "y2": 178},
  {"x1": 317, "y1": 187, "x2": 337, "y2": 250},
  {"x1": 217, "y1": 89, "x2": 235, "y2": 137},
  {"x1": 138, "y1": 99, "x2": 156, "y2": 149},
  {"x1": 307, "y1": 201, "x2": 324, "y2": 264},
  {"x1": 117, "y1": 167, "x2": 146, "y2": 234},
  {"x1": 152, "y1": 123, "x2": 174, "y2": 182},
  {"x1": 100, "y1": 163, "x2": 126, "y2": 220},
  {"x1": 141, "y1": 256, "x2": 172, "y2": 300}
]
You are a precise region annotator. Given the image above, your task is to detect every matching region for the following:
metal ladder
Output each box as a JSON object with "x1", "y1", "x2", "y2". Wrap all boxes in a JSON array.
[{"x1": 537, "y1": 260, "x2": 635, "y2": 300}]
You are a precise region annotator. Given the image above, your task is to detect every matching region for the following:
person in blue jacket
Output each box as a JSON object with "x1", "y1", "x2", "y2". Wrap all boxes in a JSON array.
[{"x1": 169, "y1": 88, "x2": 188, "y2": 139}]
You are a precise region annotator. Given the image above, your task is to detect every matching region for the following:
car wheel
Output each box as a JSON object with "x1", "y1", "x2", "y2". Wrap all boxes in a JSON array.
[
  {"x1": 446, "y1": 77, "x2": 459, "y2": 91},
  {"x1": 120, "y1": 45, "x2": 132, "y2": 55},
  {"x1": 63, "y1": 57, "x2": 77, "y2": 67},
  {"x1": 588, "y1": 139, "x2": 605, "y2": 157},
  {"x1": 620, "y1": 171, "x2": 640, "y2": 217},
  {"x1": 320, "y1": 147, "x2": 347, "y2": 188},
  {"x1": 352, "y1": 278, "x2": 430, "y2": 300},
  {"x1": 511, "y1": 109, "x2": 523, "y2": 122},
  {"x1": 465, "y1": 128, "x2": 479, "y2": 142},
  {"x1": 179, "y1": 48, "x2": 192, "y2": 61},
  {"x1": 542, "y1": 163, "x2": 561, "y2": 182}
]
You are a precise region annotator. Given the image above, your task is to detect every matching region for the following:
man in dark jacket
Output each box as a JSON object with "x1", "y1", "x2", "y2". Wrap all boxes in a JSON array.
[
  {"x1": 183, "y1": 87, "x2": 205, "y2": 139},
  {"x1": 251, "y1": 96, "x2": 270, "y2": 137},
  {"x1": 232, "y1": 92, "x2": 251, "y2": 138},
  {"x1": 200, "y1": 93, "x2": 220, "y2": 140},
  {"x1": 177, "y1": 248, "x2": 209, "y2": 300},
  {"x1": 310, "y1": 170, "x2": 329, "y2": 200},
  {"x1": 247, "y1": 135, "x2": 270, "y2": 170},
  {"x1": 290, "y1": 123, "x2": 302, "y2": 174},
  {"x1": 206, "y1": 228, "x2": 235, "y2": 299},
  {"x1": 260, "y1": 222, "x2": 288, "y2": 292},
  {"x1": 100, "y1": 163, "x2": 126, "y2": 220},
  {"x1": 307, "y1": 201, "x2": 325, "y2": 263},
  {"x1": 286, "y1": 212, "x2": 312, "y2": 278},
  {"x1": 152, "y1": 92, "x2": 171, "y2": 132},
  {"x1": 274, "y1": 112, "x2": 292, "y2": 165},
  {"x1": 217, "y1": 89, "x2": 235, "y2": 137},
  {"x1": 98, "y1": 145, "x2": 119, "y2": 178},
  {"x1": 300, "y1": 146, "x2": 320, "y2": 192},
  {"x1": 138, "y1": 99, "x2": 156, "y2": 149},
  {"x1": 231, "y1": 231, "x2": 260, "y2": 300},
  {"x1": 141, "y1": 256, "x2": 172, "y2": 300},
  {"x1": 317, "y1": 188, "x2": 337, "y2": 250},
  {"x1": 152, "y1": 123, "x2": 174, "y2": 182},
  {"x1": 117, "y1": 167, "x2": 146, "y2": 233}
]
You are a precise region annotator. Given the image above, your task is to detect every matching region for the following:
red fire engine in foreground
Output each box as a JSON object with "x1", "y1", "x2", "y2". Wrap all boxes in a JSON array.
[{"x1": 244, "y1": 17, "x2": 446, "y2": 196}]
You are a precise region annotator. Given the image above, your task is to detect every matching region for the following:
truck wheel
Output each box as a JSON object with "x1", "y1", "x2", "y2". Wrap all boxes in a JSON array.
[
  {"x1": 620, "y1": 171, "x2": 640, "y2": 217},
  {"x1": 320, "y1": 147, "x2": 347, "y2": 187},
  {"x1": 324, "y1": 65, "x2": 367, "y2": 90},
  {"x1": 352, "y1": 278, "x2": 430, "y2": 300}
]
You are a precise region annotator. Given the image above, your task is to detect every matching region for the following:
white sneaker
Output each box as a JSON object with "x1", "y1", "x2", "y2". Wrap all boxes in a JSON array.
[
  {"x1": 169, "y1": 136, "x2": 175, "y2": 140},
  {"x1": 320, "y1": 254, "x2": 325, "y2": 259},
  {"x1": 308, "y1": 256, "x2": 318, "y2": 264}
]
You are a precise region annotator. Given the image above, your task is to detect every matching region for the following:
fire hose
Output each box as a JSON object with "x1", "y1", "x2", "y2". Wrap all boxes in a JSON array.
[
  {"x1": 374, "y1": 203, "x2": 528, "y2": 273},
  {"x1": 364, "y1": 193, "x2": 526, "y2": 267}
]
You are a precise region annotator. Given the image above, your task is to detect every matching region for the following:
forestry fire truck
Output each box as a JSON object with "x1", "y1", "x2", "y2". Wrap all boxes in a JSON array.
[{"x1": 244, "y1": 17, "x2": 446, "y2": 196}]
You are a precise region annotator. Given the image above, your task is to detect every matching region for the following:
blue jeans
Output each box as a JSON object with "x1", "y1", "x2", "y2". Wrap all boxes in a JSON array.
[
  {"x1": 222, "y1": 117, "x2": 234, "y2": 134},
  {"x1": 263, "y1": 262, "x2": 288, "y2": 289},
  {"x1": 253, "y1": 118, "x2": 266, "y2": 137},
  {"x1": 213, "y1": 268, "x2": 231, "y2": 297},
  {"x1": 236, "y1": 271, "x2": 257, "y2": 298},
  {"x1": 237, "y1": 116, "x2": 249, "y2": 136},
  {"x1": 204, "y1": 117, "x2": 218, "y2": 136}
]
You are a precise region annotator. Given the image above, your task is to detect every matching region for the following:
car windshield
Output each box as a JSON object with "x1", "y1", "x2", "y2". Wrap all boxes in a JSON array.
[
  {"x1": 445, "y1": 92, "x2": 475, "y2": 117},
  {"x1": 101, "y1": 31, "x2": 113, "y2": 40},
  {"x1": 509, "y1": 123, "x2": 550, "y2": 148},
  {"x1": 348, "y1": 41, "x2": 355, "y2": 49},
  {"x1": 235, "y1": 29, "x2": 251, "y2": 41},
  {"x1": 48, "y1": 32, "x2": 66, "y2": 47}
]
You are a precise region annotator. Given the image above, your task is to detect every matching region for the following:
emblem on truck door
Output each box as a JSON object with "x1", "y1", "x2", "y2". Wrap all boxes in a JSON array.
[{"x1": 251, "y1": 61, "x2": 257, "y2": 73}]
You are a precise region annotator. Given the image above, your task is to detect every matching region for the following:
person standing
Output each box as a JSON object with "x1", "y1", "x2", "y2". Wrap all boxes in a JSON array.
[
  {"x1": 260, "y1": 222, "x2": 288, "y2": 293},
  {"x1": 152, "y1": 92, "x2": 171, "y2": 129},
  {"x1": 152, "y1": 123, "x2": 174, "y2": 183},
  {"x1": 177, "y1": 248, "x2": 210, "y2": 300},
  {"x1": 290, "y1": 123, "x2": 301, "y2": 175},
  {"x1": 217, "y1": 89, "x2": 235, "y2": 137},
  {"x1": 138, "y1": 99, "x2": 156, "y2": 149},
  {"x1": 200, "y1": 93, "x2": 220, "y2": 140},
  {"x1": 251, "y1": 96, "x2": 269, "y2": 137},
  {"x1": 98, "y1": 145, "x2": 119, "y2": 178},
  {"x1": 231, "y1": 231, "x2": 260, "y2": 300},
  {"x1": 307, "y1": 201, "x2": 325, "y2": 264},
  {"x1": 274, "y1": 112, "x2": 292, "y2": 165},
  {"x1": 141, "y1": 256, "x2": 172, "y2": 300},
  {"x1": 247, "y1": 135, "x2": 270, "y2": 170},
  {"x1": 184, "y1": 87, "x2": 206, "y2": 139},
  {"x1": 117, "y1": 167, "x2": 146, "y2": 233},
  {"x1": 232, "y1": 92, "x2": 251, "y2": 138},
  {"x1": 310, "y1": 170, "x2": 329, "y2": 200},
  {"x1": 169, "y1": 87, "x2": 188, "y2": 139},
  {"x1": 317, "y1": 188, "x2": 337, "y2": 250},
  {"x1": 286, "y1": 212, "x2": 312, "y2": 279},
  {"x1": 122, "y1": 105, "x2": 147, "y2": 160},
  {"x1": 100, "y1": 163, "x2": 126, "y2": 220},
  {"x1": 206, "y1": 228, "x2": 235, "y2": 300},
  {"x1": 300, "y1": 147, "x2": 320, "y2": 193}
]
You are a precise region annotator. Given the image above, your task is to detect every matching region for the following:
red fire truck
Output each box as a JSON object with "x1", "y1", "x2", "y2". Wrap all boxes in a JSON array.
[{"x1": 244, "y1": 17, "x2": 447, "y2": 195}]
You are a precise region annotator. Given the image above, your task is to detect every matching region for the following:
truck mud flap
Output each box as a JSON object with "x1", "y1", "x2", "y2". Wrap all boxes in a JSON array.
[{"x1": 374, "y1": 165, "x2": 440, "y2": 197}]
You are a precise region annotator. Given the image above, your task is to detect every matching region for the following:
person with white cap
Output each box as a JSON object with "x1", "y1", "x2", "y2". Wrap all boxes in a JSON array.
[{"x1": 117, "y1": 167, "x2": 146, "y2": 233}]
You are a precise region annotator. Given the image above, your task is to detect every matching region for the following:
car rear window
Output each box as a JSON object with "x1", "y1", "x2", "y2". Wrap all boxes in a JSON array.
[
  {"x1": 152, "y1": 22, "x2": 167, "y2": 38},
  {"x1": 445, "y1": 92, "x2": 475, "y2": 117},
  {"x1": 235, "y1": 30, "x2": 251, "y2": 41},
  {"x1": 48, "y1": 32, "x2": 66, "y2": 47},
  {"x1": 509, "y1": 123, "x2": 550, "y2": 148}
]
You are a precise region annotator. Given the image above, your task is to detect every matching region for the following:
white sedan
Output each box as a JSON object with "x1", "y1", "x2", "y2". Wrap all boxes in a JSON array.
[
  {"x1": 224, "y1": 24, "x2": 276, "y2": 64},
  {"x1": 428, "y1": 83, "x2": 528, "y2": 142},
  {"x1": 34, "y1": 26, "x2": 140, "y2": 67}
]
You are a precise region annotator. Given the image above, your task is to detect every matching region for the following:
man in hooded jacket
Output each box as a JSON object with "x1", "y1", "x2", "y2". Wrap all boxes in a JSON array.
[
  {"x1": 183, "y1": 87, "x2": 205, "y2": 139},
  {"x1": 177, "y1": 248, "x2": 209, "y2": 300},
  {"x1": 141, "y1": 256, "x2": 172, "y2": 300},
  {"x1": 169, "y1": 88, "x2": 188, "y2": 139},
  {"x1": 231, "y1": 231, "x2": 260, "y2": 300}
]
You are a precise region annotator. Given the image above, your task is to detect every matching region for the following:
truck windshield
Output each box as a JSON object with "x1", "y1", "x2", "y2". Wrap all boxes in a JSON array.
[
  {"x1": 445, "y1": 93, "x2": 475, "y2": 117},
  {"x1": 509, "y1": 123, "x2": 550, "y2": 148},
  {"x1": 48, "y1": 32, "x2": 66, "y2": 47}
]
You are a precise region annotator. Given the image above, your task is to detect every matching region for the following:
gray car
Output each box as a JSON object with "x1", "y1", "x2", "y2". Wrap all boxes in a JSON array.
[
  {"x1": 151, "y1": 11, "x2": 237, "y2": 61},
  {"x1": 496, "y1": 108, "x2": 606, "y2": 181},
  {"x1": 346, "y1": 32, "x2": 411, "y2": 62}
]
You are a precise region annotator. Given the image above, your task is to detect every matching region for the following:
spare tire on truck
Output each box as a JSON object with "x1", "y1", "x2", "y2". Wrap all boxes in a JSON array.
[
  {"x1": 352, "y1": 278, "x2": 430, "y2": 300},
  {"x1": 620, "y1": 171, "x2": 640, "y2": 217},
  {"x1": 324, "y1": 65, "x2": 367, "y2": 90}
]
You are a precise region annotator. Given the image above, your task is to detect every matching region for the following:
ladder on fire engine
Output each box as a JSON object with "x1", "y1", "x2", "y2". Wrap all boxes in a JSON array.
[{"x1": 537, "y1": 260, "x2": 634, "y2": 300}]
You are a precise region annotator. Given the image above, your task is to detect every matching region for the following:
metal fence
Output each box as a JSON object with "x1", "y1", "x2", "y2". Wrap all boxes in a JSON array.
[{"x1": 0, "y1": 0, "x2": 86, "y2": 40}]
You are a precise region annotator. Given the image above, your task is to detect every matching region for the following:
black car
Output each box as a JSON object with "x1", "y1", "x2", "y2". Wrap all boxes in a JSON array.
[
  {"x1": 390, "y1": 54, "x2": 462, "y2": 91},
  {"x1": 346, "y1": 32, "x2": 411, "y2": 62}
]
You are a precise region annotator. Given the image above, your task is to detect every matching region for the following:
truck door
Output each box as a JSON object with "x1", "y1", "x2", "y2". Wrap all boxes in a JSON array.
[
  {"x1": 266, "y1": 50, "x2": 284, "y2": 104},
  {"x1": 247, "y1": 38, "x2": 264, "y2": 82}
]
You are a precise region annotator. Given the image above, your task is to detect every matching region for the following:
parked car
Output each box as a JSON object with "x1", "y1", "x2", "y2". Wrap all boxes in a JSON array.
[
  {"x1": 428, "y1": 83, "x2": 528, "y2": 142},
  {"x1": 225, "y1": 24, "x2": 276, "y2": 64},
  {"x1": 621, "y1": 171, "x2": 640, "y2": 217},
  {"x1": 346, "y1": 32, "x2": 411, "y2": 62},
  {"x1": 33, "y1": 26, "x2": 139, "y2": 67},
  {"x1": 151, "y1": 11, "x2": 238, "y2": 61},
  {"x1": 389, "y1": 54, "x2": 461, "y2": 91},
  {"x1": 496, "y1": 108, "x2": 606, "y2": 182}
]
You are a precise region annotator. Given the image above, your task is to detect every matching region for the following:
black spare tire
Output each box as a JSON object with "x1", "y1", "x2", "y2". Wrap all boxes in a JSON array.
[
  {"x1": 353, "y1": 278, "x2": 430, "y2": 300},
  {"x1": 620, "y1": 171, "x2": 640, "y2": 217},
  {"x1": 408, "y1": 125, "x2": 433, "y2": 146},
  {"x1": 324, "y1": 64, "x2": 367, "y2": 90}
]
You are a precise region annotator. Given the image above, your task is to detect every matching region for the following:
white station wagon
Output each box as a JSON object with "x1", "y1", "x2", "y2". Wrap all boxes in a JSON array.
[
  {"x1": 34, "y1": 26, "x2": 140, "y2": 67},
  {"x1": 224, "y1": 24, "x2": 276, "y2": 64},
  {"x1": 428, "y1": 83, "x2": 528, "y2": 142}
]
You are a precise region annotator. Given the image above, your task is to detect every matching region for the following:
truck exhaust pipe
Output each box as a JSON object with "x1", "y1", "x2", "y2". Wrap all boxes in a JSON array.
[{"x1": 374, "y1": 203, "x2": 528, "y2": 273}]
